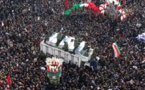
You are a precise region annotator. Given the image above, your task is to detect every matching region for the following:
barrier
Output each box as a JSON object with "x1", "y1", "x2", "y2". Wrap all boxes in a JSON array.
[{"x1": 40, "y1": 40, "x2": 91, "y2": 67}]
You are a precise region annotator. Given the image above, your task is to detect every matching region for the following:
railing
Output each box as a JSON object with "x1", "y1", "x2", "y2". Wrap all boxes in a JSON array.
[{"x1": 40, "y1": 40, "x2": 91, "y2": 67}]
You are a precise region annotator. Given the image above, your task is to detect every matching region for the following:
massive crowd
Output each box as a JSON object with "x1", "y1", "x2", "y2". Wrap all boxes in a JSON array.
[{"x1": 0, "y1": 0, "x2": 145, "y2": 90}]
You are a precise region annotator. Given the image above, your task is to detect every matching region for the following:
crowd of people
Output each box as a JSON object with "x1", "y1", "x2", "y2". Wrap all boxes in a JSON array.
[{"x1": 0, "y1": 0, "x2": 145, "y2": 90}]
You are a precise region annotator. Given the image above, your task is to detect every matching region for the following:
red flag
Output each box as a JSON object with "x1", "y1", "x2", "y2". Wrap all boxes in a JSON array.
[
  {"x1": 116, "y1": 6, "x2": 121, "y2": 10},
  {"x1": 130, "y1": 14, "x2": 134, "y2": 20},
  {"x1": 26, "y1": 24, "x2": 31, "y2": 29},
  {"x1": 0, "y1": 80, "x2": 3, "y2": 85},
  {"x1": 6, "y1": 75, "x2": 12, "y2": 85},
  {"x1": 87, "y1": 2, "x2": 101, "y2": 13},
  {"x1": 121, "y1": 33, "x2": 125, "y2": 38},
  {"x1": 65, "y1": 0, "x2": 69, "y2": 9},
  {"x1": 36, "y1": 41, "x2": 40, "y2": 46}
]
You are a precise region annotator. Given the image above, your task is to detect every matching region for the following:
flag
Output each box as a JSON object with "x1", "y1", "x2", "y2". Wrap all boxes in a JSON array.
[
  {"x1": 0, "y1": 80, "x2": 3, "y2": 85},
  {"x1": 86, "y1": 2, "x2": 101, "y2": 13},
  {"x1": 64, "y1": 2, "x2": 101, "y2": 16},
  {"x1": 36, "y1": 41, "x2": 40, "y2": 46},
  {"x1": 65, "y1": 0, "x2": 69, "y2": 9},
  {"x1": 130, "y1": 14, "x2": 134, "y2": 20},
  {"x1": 26, "y1": 24, "x2": 31, "y2": 29},
  {"x1": 112, "y1": 42, "x2": 121, "y2": 58},
  {"x1": 99, "y1": 4, "x2": 107, "y2": 14},
  {"x1": 116, "y1": 5, "x2": 121, "y2": 10},
  {"x1": 64, "y1": 4, "x2": 81, "y2": 15},
  {"x1": 6, "y1": 75, "x2": 12, "y2": 85},
  {"x1": 119, "y1": 9, "x2": 127, "y2": 21}
]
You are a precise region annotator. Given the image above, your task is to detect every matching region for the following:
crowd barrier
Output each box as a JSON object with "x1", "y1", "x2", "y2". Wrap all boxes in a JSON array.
[{"x1": 40, "y1": 40, "x2": 91, "y2": 67}]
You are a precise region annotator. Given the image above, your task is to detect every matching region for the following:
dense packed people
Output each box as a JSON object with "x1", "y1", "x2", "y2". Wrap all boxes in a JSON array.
[{"x1": 0, "y1": 0, "x2": 145, "y2": 90}]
